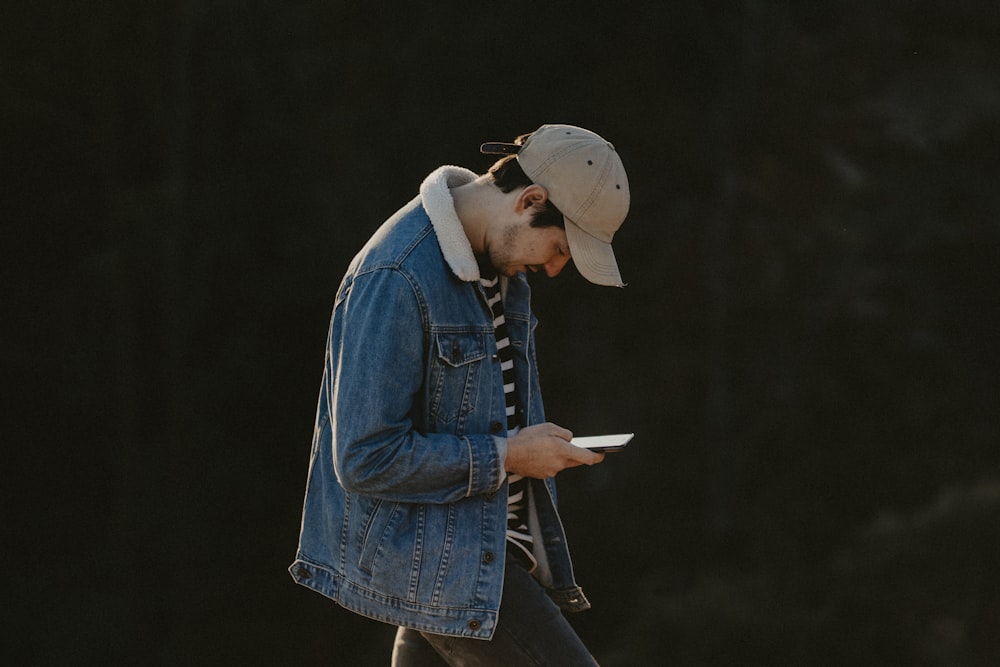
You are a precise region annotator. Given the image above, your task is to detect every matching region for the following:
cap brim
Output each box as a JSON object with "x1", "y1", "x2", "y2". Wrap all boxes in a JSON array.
[{"x1": 565, "y1": 217, "x2": 624, "y2": 287}]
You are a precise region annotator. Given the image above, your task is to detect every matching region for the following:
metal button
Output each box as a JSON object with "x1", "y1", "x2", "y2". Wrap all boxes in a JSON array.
[
  {"x1": 484, "y1": 551, "x2": 495, "y2": 563},
  {"x1": 468, "y1": 619, "x2": 481, "y2": 631},
  {"x1": 490, "y1": 421, "x2": 502, "y2": 434}
]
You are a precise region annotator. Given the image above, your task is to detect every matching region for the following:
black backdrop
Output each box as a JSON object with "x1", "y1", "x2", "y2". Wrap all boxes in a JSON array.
[{"x1": 4, "y1": 1, "x2": 1000, "y2": 664}]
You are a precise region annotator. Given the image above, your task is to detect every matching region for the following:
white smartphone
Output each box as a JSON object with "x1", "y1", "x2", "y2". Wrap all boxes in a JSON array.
[{"x1": 570, "y1": 433, "x2": 634, "y2": 453}]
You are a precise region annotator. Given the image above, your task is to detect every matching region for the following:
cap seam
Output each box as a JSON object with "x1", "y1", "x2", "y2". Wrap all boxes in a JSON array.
[
  {"x1": 522, "y1": 143, "x2": 616, "y2": 226},
  {"x1": 568, "y1": 154, "x2": 613, "y2": 226},
  {"x1": 521, "y1": 140, "x2": 595, "y2": 178}
]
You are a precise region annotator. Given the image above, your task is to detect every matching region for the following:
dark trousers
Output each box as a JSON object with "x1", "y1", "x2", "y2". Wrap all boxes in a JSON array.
[{"x1": 391, "y1": 546, "x2": 598, "y2": 666}]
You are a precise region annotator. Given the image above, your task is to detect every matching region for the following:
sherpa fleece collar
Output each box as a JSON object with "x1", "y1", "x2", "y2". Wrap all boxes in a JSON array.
[{"x1": 419, "y1": 166, "x2": 480, "y2": 282}]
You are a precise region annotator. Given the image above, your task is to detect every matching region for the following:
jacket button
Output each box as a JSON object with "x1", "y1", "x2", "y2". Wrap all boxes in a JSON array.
[
  {"x1": 485, "y1": 490, "x2": 496, "y2": 500},
  {"x1": 468, "y1": 620, "x2": 481, "y2": 631},
  {"x1": 296, "y1": 566, "x2": 311, "y2": 580},
  {"x1": 484, "y1": 551, "x2": 494, "y2": 563},
  {"x1": 490, "y1": 421, "x2": 503, "y2": 434}
]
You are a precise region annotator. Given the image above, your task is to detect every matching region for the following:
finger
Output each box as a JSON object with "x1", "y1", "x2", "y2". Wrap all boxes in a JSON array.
[
  {"x1": 547, "y1": 423, "x2": 573, "y2": 441},
  {"x1": 565, "y1": 443, "x2": 603, "y2": 465}
]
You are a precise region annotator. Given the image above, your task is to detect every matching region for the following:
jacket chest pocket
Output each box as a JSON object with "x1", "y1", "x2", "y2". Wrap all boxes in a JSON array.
[{"x1": 428, "y1": 332, "x2": 488, "y2": 427}]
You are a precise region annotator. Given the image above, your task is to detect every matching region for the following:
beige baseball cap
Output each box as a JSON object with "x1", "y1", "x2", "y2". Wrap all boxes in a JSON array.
[{"x1": 481, "y1": 124, "x2": 630, "y2": 287}]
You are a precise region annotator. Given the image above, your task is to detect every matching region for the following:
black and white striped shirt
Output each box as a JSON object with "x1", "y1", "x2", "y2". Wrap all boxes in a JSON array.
[{"x1": 480, "y1": 274, "x2": 536, "y2": 569}]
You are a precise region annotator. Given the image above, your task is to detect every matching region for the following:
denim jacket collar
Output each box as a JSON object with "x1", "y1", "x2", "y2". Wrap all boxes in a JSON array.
[{"x1": 419, "y1": 166, "x2": 481, "y2": 283}]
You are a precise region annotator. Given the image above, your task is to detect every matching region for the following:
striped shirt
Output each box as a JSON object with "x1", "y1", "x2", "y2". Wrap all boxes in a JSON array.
[{"x1": 480, "y1": 274, "x2": 536, "y2": 569}]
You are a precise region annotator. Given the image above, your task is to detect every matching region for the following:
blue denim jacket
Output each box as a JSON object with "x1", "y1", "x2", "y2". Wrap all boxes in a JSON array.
[{"x1": 289, "y1": 167, "x2": 589, "y2": 640}]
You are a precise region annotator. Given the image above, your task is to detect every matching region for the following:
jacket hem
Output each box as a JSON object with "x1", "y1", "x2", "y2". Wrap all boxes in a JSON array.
[{"x1": 289, "y1": 557, "x2": 500, "y2": 640}]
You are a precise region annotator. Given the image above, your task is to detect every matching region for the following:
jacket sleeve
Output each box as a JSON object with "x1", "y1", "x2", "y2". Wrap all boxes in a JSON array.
[{"x1": 328, "y1": 266, "x2": 505, "y2": 503}]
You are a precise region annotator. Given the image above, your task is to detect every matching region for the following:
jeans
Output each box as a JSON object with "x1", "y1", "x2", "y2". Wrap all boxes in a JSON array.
[{"x1": 391, "y1": 546, "x2": 598, "y2": 666}]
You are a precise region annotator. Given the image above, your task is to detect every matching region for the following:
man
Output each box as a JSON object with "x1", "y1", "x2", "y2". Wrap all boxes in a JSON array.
[{"x1": 289, "y1": 124, "x2": 630, "y2": 666}]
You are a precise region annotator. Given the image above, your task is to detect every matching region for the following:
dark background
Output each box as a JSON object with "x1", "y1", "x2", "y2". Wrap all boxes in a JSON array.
[{"x1": 4, "y1": 1, "x2": 999, "y2": 664}]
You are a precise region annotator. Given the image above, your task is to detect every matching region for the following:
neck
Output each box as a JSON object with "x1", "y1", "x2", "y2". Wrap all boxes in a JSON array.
[{"x1": 451, "y1": 175, "x2": 502, "y2": 255}]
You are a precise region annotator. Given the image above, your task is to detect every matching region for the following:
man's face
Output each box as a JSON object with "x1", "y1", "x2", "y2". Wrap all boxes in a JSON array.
[{"x1": 488, "y1": 218, "x2": 572, "y2": 279}]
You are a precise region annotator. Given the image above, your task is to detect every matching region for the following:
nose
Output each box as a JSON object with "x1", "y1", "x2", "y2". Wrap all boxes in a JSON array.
[{"x1": 544, "y1": 254, "x2": 571, "y2": 277}]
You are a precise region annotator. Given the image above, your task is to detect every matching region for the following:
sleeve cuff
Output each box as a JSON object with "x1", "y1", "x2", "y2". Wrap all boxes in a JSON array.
[{"x1": 492, "y1": 435, "x2": 508, "y2": 487}]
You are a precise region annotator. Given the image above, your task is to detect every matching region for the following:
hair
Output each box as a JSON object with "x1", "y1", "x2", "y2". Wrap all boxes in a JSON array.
[{"x1": 487, "y1": 135, "x2": 565, "y2": 229}]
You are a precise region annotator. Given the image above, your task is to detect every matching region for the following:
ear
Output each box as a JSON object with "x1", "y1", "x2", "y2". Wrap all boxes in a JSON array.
[{"x1": 517, "y1": 184, "x2": 549, "y2": 214}]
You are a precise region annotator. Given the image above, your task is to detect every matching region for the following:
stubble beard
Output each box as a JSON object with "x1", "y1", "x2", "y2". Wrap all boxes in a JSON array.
[{"x1": 487, "y1": 222, "x2": 523, "y2": 278}]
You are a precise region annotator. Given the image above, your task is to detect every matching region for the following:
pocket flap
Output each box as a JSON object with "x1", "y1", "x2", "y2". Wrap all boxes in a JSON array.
[{"x1": 435, "y1": 332, "x2": 488, "y2": 367}]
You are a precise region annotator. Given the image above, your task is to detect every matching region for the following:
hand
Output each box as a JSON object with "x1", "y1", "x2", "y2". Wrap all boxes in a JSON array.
[{"x1": 504, "y1": 422, "x2": 605, "y2": 479}]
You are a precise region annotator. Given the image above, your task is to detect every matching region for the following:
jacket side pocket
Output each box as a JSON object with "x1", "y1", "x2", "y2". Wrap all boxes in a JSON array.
[{"x1": 358, "y1": 498, "x2": 402, "y2": 574}]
